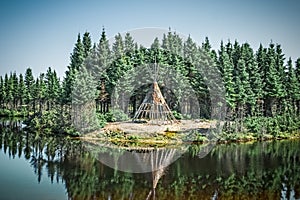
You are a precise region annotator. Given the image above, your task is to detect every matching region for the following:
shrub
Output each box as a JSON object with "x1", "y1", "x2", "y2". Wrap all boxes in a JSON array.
[
  {"x1": 105, "y1": 109, "x2": 129, "y2": 122},
  {"x1": 172, "y1": 110, "x2": 183, "y2": 120},
  {"x1": 97, "y1": 113, "x2": 107, "y2": 128}
]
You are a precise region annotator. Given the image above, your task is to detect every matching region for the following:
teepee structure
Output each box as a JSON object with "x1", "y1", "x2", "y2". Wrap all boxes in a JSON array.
[{"x1": 133, "y1": 63, "x2": 177, "y2": 124}]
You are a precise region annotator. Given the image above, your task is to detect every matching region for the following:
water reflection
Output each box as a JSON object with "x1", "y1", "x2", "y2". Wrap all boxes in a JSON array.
[{"x1": 1, "y1": 120, "x2": 300, "y2": 199}]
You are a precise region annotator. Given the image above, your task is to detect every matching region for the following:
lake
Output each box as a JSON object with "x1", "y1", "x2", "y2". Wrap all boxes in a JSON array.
[{"x1": 0, "y1": 120, "x2": 300, "y2": 200}]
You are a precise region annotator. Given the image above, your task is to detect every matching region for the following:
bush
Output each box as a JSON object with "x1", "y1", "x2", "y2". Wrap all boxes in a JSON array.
[
  {"x1": 172, "y1": 110, "x2": 183, "y2": 120},
  {"x1": 105, "y1": 109, "x2": 129, "y2": 122},
  {"x1": 97, "y1": 113, "x2": 107, "y2": 128}
]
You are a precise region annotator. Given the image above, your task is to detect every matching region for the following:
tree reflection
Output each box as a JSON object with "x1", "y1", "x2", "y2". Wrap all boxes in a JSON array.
[{"x1": 1, "y1": 120, "x2": 300, "y2": 199}]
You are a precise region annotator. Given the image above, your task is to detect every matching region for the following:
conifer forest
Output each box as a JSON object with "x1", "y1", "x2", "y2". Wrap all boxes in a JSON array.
[{"x1": 1, "y1": 29, "x2": 300, "y2": 138}]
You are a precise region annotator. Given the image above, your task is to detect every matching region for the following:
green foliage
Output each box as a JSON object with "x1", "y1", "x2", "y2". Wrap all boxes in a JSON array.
[
  {"x1": 96, "y1": 113, "x2": 107, "y2": 128},
  {"x1": 105, "y1": 109, "x2": 129, "y2": 122},
  {"x1": 0, "y1": 109, "x2": 27, "y2": 117},
  {"x1": 172, "y1": 110, "x2": 183, "y2": 120},
  {"x1": 1, "y1": 28, "x2": 300, "y2": 138},
  {"x1": 244, "y1": 114, "x2": 300, "y2": 137},
  {"x1": 24, "y1": 109, "x2": 80, "y2": 136}
]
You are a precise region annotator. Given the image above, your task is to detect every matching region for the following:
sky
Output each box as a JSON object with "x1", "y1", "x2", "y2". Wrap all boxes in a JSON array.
[{"x1": 0, "y1": 0, "x2": 300, "y2": 78}]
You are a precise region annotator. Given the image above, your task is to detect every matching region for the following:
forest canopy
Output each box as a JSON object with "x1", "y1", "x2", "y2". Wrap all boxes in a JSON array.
[{"x1": 1, "y1": 28, "x2": 300, "y2": 137}]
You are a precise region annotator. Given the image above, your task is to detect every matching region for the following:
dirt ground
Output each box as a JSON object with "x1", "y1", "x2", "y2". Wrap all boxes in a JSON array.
[{"x1": 84, "y1": 119, "x2": 214, "y2": 138}]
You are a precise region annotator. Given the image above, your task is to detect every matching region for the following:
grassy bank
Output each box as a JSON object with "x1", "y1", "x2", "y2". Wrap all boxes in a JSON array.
[{"x1": 80, "y1": 124, "x2": 300, "y2": 148}]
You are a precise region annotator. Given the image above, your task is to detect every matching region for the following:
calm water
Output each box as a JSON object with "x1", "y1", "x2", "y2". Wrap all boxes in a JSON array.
[{"x1": 0, "y1": 120, "x2": 300, "y2": 200}]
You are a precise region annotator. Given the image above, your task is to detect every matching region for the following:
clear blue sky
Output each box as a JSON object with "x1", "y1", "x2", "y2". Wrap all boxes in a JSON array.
[{"x1": 0, "y1": 0, "x2": 299, "y2": 78}]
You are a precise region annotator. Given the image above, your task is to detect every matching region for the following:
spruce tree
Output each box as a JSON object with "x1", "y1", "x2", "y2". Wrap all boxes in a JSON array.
[
  {"x1": 124, "y1": 32, "x2": 135, "y2": 56},
  {"x1": 112, "y1": 33, "x2": 124, "y2": 59},
  {"x1": 5, "y1": 73, "x2": 14, "y2": 109},
  {"x1": 275, "y1": 44, "x2": 287, "y2": 113},
  {"x1": 37, "y1": 73, "x2": 47, "y2": 112},
  {"x1": 97, "y1": 28, "x2": 112, "y2": 96},
  {"x1": 184, "y1": 36, "x2": 208, "y2": 118},
  {"x1": 3, "y1": 74, "x2": 9, "y2": 108},
  {"x1": 70, "y1": 33, "x2": 85, "y2": 71},
  {"x1": 83, "y1": 32, "x2": 92, "y2": 58},
  {"x1": 286, "y1": 58, "x2": 300, "y2": 113},
  {"x1": 295, "y1": 58, "x2": 300, "y2": 115},
  {"x1": 202, "y1": 37, "x2": 217, "y2": 62},
  {"x1": 63, "y1": 34, "x2": 85, "y2": 105},
  {"x1": 264, "y1": 43, "x2": 283, "y2": 116},
  {"x1": 219, "y1": 45, "x2": 236, "y2": 114},
  {"x1": 11, "y1": 72, "x2": 19, "y2": 109},
  {"x1": 97, "y1": 28, "x2": 111, "y2": 72},
  {"x1": 150, "y1": 37, "x2": 164, "y2": 64},
  {"x1": 202, "y1": 37, "x2": 212, "y2": 53},
  {"x1": 45, "y1": 67, "x2": 60, "y2": 110},
  {"x1": 234, "y1": 58, "x2": 250, "y2": 130},
  {"x1": 24, "y1": 68, "x2": 35, "y2": 112},
  {"x1": 0, "y1": 76, "x2": 5, "y2": 109},
  {"x1": 232, "y1": 40, "x2": 241, "y2": 70},
  {"x1": 295, "y1": 58, "x2": 300, "y2": 80},
  {"x1": 18, "y1": 74, "x2": 26, "y2": 109},
  {"x1": 71, "y1": 64, "x2": 99, "y2": 133},
  {"x1": 162, "y1": 29, "x2": 183, "y2": 58},
  {"x1": 240, "y1": 43, "x2": 258, "y2": 116},
  {"x1": 85, "y1": 44, "x2": 99, "y2": 78}
]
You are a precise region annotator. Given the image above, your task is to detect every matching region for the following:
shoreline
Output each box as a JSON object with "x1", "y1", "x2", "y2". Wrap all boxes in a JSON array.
[{"x1": 78, "y1": 120, "x2": 300, "y2": 148}]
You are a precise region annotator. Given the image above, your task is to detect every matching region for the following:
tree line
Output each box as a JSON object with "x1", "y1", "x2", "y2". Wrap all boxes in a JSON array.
[{"x1": 1, "y1": 28, "x2": 300, "y2": 136}]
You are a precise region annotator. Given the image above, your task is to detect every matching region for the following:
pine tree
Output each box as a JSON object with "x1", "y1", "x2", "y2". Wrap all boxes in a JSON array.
[
  {"x1": 286, "y1": 58, "x2": 300, "y2": 113},
  {"x1": 3, "y1": 74, "x2": 9, "y2": 108},
  {"x1": 109, "y1": 33, "x2": 137, "y2": 111},
  {"x1": 241, "y1": 43, "x2": 262, "y2": 116},
  {"x1": 264, "y1": 43, "x2": 283, "y2": 116},
  {"x1": 63, "y1": 34, "x2": 85, "y2": 105},
  {"x1": 275, "y1": 44, "x2": 287, "y2": 113},
  {"x1": 24, "y1": 68, "x2": 35, "y2": 112},
  {"x1": 106, "y1": 33, "x2": 124, "y2": 93},
  {"x1": 45, "y1": 67, "x2": 60, "y2": 110},
  {"x1": 124, "y1": 32, "x2": 135, "y2": 56},
  {"x1": 83, "y1": 32, "x2": 92, "y2": 58},
  {"x1": 112, "y1": 33, "x2": 124, "y2": 59},
  {"x1": 96, "y1": 28, "x2": 112, "y2": 98},
  {"x1": 295, "y1": 58, "x2": 300, "y2": 115},
  {"x1": 85, "y1": 44, "x2": 99, "y2": 78},
  {"x1": 232, "y1": 40, "x2": 241, "y2": 70},
  {"x1": 202, "y1": 37, "x2": 212, "y2": 53},
  {"x1": 184, "y1": 36, "x2": 208, "y2": 118},
  {"x1": 4, "y1": 73, "x2": 14, "y2": 109},
  {"x1": 70, "y1": 33, "x2": 85, "y2": 71},
  {"x1": 150, "y1": 38, "x2": 160, "y2": 55},
  {"x1": 162, "y1": 29, "x2": 183, "y2": 58},
  {"x1": 34, "y1": 77, "x2": 40, "y2": 113},
  {"x1": 0, "y1": 76, "x2": 5, "y2": 109},
  {"x1": 234, "y1": 58, "x2": 250, "y2": 130},
  {"x1": 149, "y1": 37, "x2": 164, "y2": 66},
  {"x1": 11, "y1": 72, "x2": 19, "y2": 109},
  {"x1": 52, "y1": 70, "x2": 60, "y2": 103},
  {"x1": 295, "y1": 58, "x2": 300, "y2": 79},
  {"x1": 37, "y1": 73, "x2": 47, "y2": 112},
  {"x1": 219, "y1": 45, "x2": 236, "y2": 114},
  {"x1": 18, "y1": 74, "x2": 26, "y2": 109},
  {"x1": 97, "y1": 28, "x2": 111, "y2": 72},
  {"x1": 256, "y1": 44, "x2": 267, "y2": 79},
  {"x1": 202, "y1": 36, "x2": 218, "y2": 62},
  {"x1": 71, "y1": 64, "x2": 99, "y2": 132}
]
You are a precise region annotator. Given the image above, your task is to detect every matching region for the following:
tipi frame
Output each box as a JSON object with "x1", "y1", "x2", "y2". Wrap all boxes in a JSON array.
[{"x1": 132, "y1": 63, "x2": 177, "y2": 124}]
